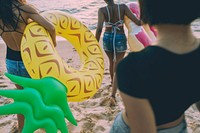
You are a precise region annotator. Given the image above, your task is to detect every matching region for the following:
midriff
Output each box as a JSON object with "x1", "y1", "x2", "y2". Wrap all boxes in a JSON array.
[
  {"x1": 122, "y1": 111, "x2": 184, "y2": 130},
  {"x1": 157, "y1": 115, "x2": 184, "y2": 130}
]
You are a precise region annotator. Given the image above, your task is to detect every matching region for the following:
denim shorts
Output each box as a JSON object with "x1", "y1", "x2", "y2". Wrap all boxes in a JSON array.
[
  {"x1": 110, "y1": 112, "x2": 188, "y2": 133},
  {"x1": 103, "y1": 32, "x2": 127, "y2": 52},
  {"x1": 6, "y1": 59, "x2": 30, "y2": 78},
  {"x1": 110, "y1": 112, "x2": 130, "y2": 133}
]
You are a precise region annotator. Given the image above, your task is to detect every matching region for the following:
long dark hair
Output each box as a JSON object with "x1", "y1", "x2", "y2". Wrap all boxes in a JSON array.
[{"x1": 0, "y1": 0, "x2": 26, "y2": 28}]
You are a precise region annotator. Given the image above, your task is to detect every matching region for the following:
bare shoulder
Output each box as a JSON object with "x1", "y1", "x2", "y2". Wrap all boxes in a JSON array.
[
  {"x1": 19, "y1": 3, "x2": 38, "y2": 14},
  {"x1": 99, "y1": 6, "x2": 106, "y2": 12},
  {"x1": 118, "y1": 3, "x2": 129, "y2": 12},
  {"x1": 98, "y1": 6, "x2": 107, "y2": 16},
  {"x1": 119, "y1": 3, "x2": 127, "y2": 8}
]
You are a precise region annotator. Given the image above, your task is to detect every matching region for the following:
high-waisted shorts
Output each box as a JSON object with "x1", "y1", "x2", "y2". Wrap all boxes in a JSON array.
[
  {"x1": 103, "y1": 32, "x2": 127, "y2": 52},
  {"x1": 110, "y1": 112, "x2": 188, "y2": 133},
  {"x1": 6, "y1": 59, "x2": 30, "y2": 78}
]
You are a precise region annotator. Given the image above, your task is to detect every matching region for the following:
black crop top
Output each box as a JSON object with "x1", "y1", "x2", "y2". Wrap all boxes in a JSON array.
[
  {"x1": 117, "y1": 45, "x2": 200, "y2": 125},
  {"x1": 6, "y1": 46, "x2": 22, "y2": 61}
]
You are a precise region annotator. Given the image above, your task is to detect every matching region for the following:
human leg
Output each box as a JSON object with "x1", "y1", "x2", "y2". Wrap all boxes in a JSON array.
[
  {"x1": 16, "y1": 85, "x2": 24, "y2": 133},
  {"x1": 103, "y1": 33, "x2": 127, "y2": 105},
  {"x1": 105, "y1": 51, "x2": 114, "y2": 84},
  {"x1": 110, "y1": 33, "x2": 127, "y2": 98},
  {"x1": 111, "y1": 52, "x2": 125, "y2": 97},
  {"x1": 6, "y1": 59, "x2": 30, "y2": 132},
  {"x1": 108, "y1": 52, "x2": 125, "y2": 106}
]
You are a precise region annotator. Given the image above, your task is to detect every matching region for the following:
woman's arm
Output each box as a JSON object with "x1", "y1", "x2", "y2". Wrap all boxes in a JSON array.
[
  {"x1": 22, "y1": 5, "x2": 57, "y2": 47},
  {"x1": 124, "y1": 4, "x2": 142, "y2": 26},
  {"x1": 120, "y1": 91, "x2": 157, "y2": 133},
  {"x1": 95, "y1": 8, "x2": 104, "y2": 42}
]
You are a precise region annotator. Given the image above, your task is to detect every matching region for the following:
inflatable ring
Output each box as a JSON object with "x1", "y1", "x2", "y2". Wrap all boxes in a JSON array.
[
  {"x1": 124, "y1": 16, "x2": 146, "y2": 51},
  {"x1": 21, "y1": 10, "x2": 104, "y2": 102},
  {"x1": 128, "y1": 2, "x2": 157, "y2": 41},
  {"x1": 125, "y1": 2, "x2": 157, "y2": 51}
]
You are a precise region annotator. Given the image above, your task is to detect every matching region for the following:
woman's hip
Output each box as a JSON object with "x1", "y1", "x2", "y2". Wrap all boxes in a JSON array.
[
  {"x1": 6, "y1": 59, "x2": 30, "y2": 78},
  {"x1": 103, "y1": 32, "x2": 127, "y2": 52}
]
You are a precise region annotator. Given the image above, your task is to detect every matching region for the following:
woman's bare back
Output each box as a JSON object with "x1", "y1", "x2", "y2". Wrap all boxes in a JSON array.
[
  {"x1": 102, "y1": 4, "x2": 126, "y2": 33},
  {"x1": 0, "y1": 3, "x2": 29, "y2": 51}
]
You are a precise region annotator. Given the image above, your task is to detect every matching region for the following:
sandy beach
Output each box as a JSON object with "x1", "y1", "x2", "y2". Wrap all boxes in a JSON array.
[{"x1": 1, "y1": 19, "x2": 200, "y2": 133}]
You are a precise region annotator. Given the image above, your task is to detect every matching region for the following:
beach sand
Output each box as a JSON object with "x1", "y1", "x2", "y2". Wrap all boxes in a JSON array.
[{"x1": 1, "y1": 19, "x2": 200, "y2": 133}]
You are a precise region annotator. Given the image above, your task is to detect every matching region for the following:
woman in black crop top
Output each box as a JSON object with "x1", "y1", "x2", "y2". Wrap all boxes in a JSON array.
[
  {"x1": 110, "y1": 0, "x2": 200, "y2": 133},
  {"x1": 0, "y1": 0, "x2": 56, "y2": 132}
]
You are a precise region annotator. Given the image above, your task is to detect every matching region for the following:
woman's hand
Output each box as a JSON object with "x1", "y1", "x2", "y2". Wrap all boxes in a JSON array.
[
  {"x1": 139, "y1": 20, "x2": 144, "y2": 26},
  {"x1": 23, "y1": 4, "x2": 57, "y2": 47}
]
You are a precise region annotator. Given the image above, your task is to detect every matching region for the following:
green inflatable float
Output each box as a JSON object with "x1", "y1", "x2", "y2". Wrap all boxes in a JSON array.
[{"x1": 0, "y1": 73, "x2": 77, "y2": 133}]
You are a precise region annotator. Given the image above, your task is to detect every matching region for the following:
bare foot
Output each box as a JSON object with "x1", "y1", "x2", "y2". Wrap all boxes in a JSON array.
[
  {"x1": 109, "y1": 96, "x2": 116, "y2": 107},
  {"x1": 99, "y1": 96, "x2": 109, "y2": 106}
]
